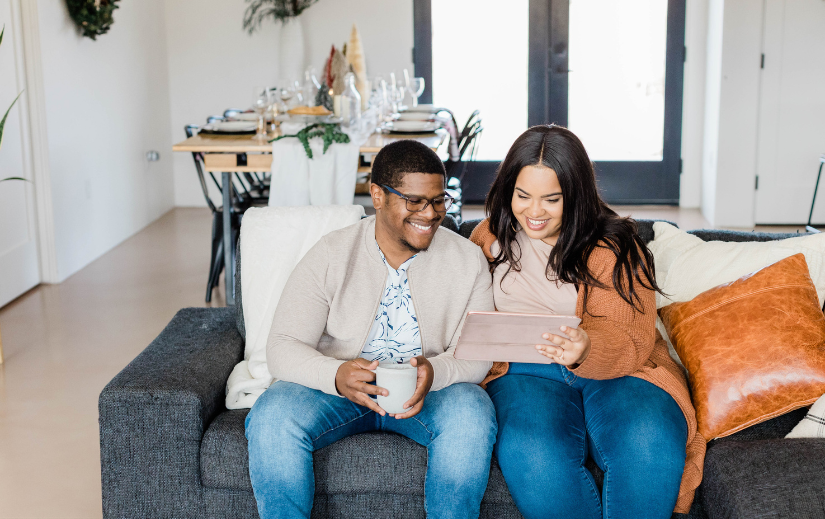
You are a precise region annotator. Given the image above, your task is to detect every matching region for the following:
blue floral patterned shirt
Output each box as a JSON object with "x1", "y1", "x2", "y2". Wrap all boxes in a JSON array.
[{"x1": 360, "y1": 242, "x2": 422, "y2": 364}]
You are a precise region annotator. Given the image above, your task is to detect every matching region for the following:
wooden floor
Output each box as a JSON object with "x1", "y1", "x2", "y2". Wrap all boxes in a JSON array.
[{"x1": 0, "y1": 205, "x2": 809, "y2": 518}]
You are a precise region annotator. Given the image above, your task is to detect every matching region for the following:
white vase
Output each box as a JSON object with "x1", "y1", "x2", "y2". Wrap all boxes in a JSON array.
[{"x1": 279, "y1": 17, "x2": 305, "y2": 83}]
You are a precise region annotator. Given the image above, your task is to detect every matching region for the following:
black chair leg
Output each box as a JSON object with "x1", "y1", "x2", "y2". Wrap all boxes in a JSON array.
[{"x1": 206, "y1": 213, "x2": 223, "y2": 302}]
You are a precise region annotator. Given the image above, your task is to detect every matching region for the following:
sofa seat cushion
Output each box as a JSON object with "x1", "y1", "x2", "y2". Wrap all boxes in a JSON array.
[
  {"x1": 200, "y1": 410, "x2": 517, "y2": 504},
  {"x1": 702, "y1": 438, "x2": 825, "y2": 518}
]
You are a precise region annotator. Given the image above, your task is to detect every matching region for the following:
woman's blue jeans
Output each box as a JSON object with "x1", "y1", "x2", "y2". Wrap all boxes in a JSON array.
[
  {"x1": 487, "y1": 363, "x2": 687, "y2": 519},
  {"x1": 246, "y1": 380, "x2": 497, "y2": 519}
]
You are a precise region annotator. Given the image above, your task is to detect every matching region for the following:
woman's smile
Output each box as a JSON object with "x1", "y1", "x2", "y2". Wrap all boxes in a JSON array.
[{"x1": 525, "y1": 217, "x2": 550, "y2": 231}]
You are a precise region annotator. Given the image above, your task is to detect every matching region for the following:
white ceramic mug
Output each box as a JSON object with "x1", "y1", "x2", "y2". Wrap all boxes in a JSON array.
[{"x1": 375, "y1": 362, "x2": 418, "y2": 414}]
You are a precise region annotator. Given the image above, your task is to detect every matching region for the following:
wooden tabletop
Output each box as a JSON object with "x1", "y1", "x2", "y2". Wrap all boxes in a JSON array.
[{"x1": 172, "y1": 129, "x2": 448, "y2": 154}]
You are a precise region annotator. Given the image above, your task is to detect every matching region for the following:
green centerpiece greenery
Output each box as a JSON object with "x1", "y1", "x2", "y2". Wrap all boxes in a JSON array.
[
  {"x1": 243, "y1": 0, "x2": 319, "y2": 34},
  {"x1": 66, "y1": 0, "x2": 120, "y2": 40},
  {"x1": 270, "y1": 123, "x2": 350, "y2": 159}
]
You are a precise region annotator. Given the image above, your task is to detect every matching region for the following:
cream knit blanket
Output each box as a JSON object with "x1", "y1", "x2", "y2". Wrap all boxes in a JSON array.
[{"x1": 224, "y1": 205, "x2": 365, "y2": 409}]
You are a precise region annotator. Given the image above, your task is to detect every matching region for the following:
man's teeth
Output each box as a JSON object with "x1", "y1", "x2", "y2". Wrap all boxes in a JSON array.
[
  {"x1": 528, "y1": 218, "x2": 547, "y2": 226},
  {"x1": 411, "y1": 222, "x2": 432, "y2": 231}
]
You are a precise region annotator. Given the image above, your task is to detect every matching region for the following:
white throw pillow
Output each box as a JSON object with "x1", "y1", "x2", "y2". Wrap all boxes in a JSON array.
[
  {"x1": 648, "y1": 222, "x2": 825, "y2": 369},
  {"x1": 787, "y1": 394, "x2": 825, "y2": 438},
  {"x1": 649, "y1": 222, "x2": 825, "y2": 309}
]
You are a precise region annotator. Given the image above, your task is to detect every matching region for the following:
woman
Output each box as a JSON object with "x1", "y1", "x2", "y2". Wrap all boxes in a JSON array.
[{"x1": 470, "y1": 125, "x2": 704, "y2": 518}]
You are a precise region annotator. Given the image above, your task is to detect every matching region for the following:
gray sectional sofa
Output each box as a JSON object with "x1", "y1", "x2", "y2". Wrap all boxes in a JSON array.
[{"x1": 99, "y1": 218, "x2": 822, "y2": 519}]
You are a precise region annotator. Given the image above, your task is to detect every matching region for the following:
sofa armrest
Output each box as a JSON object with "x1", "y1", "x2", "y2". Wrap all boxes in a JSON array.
[{"x1": 99, "y1": 307, "x2": 243, "y2": 518}]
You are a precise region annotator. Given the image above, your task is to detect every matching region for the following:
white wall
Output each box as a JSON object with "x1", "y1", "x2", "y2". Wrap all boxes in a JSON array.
[
  {"x1": 678, "y1": 0, "x2": 707, "y2": 209},
  {"x1": 165, "y1": 0, "x2": 414, "y2": 207},
  {"x1": 36, "y1": 0, "x2": 174, "y2": 281},
  {"x1": 700, "y1": 0, "x2": 764, "y2": 227}
]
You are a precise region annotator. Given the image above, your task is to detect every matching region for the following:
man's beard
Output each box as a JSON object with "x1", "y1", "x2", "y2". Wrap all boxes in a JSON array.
[{"x1": 400, "y1": 237, "x2": 426, "y2": 255}]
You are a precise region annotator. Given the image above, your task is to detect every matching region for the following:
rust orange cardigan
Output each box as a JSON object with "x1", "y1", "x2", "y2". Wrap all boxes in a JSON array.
[{"x1": 470, "y1": 219, "x2": 705, "y2": 514}]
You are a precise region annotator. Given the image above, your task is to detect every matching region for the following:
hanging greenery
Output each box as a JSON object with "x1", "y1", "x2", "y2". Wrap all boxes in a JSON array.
[
  {"x1": 66, "y1": 0, "x2": 120, "y2": 40},
  {"x1": 243, "y1": 0, "x2": 319, "y2": 34},
  {"x1": 270, "y1": 123, "x2": 350, "y2": 159}
]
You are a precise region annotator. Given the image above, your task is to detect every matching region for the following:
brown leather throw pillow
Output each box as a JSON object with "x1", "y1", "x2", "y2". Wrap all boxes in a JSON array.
[{"x1": 658, "y1": 253, "x2": 825, "y2": 440}]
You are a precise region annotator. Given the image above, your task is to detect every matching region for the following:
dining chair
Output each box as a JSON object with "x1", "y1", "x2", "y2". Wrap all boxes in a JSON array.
[
  {"x1": 201, "y1": 115, "x2": 270, "y2": 209},
  {"x1": 185, "y1": 124, "x2": 245, "y2": 303},
  {"x1": 444, "y1": 111, "x2": 483, "y2": 223}
]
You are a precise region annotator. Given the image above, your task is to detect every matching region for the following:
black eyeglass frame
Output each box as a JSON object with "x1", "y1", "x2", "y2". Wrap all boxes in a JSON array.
[{"x1": 380, "y1": 184, "x2": 454, "y2": 214}]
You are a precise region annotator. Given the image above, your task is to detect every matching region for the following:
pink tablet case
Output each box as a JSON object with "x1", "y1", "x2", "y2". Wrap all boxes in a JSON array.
[{"x1": 454, "y1": 311, "x2": 582, "y2": 364}]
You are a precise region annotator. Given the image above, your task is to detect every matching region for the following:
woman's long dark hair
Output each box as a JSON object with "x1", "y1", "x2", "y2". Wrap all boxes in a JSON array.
[{"x1": 486, "y1": 124, "x2": 663, "y2": 315}]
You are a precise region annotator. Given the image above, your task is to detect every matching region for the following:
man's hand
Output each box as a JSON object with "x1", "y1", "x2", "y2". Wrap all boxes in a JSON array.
[
  {"x1": 335, "y1": 359, "x2": 388, "y2": 416},
  {"x1": 392, "y1": 356, "x2": 434, "y2": 420}
]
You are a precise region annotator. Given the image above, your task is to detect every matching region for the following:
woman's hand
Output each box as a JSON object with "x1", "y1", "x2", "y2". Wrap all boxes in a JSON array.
[{"x1": 536, "y1": 326, "x2": 591, "y2": 367}]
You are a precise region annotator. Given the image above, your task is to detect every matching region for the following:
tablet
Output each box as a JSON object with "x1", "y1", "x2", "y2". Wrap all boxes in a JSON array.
[{"x1": 454, "y1": 311, "x2": 582, "y2": 364}]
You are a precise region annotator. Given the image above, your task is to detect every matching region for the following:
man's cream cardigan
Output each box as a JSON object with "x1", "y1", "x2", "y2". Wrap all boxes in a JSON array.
[{"x1": 266, "y1": 216, "x2": 494, "y2": 396}]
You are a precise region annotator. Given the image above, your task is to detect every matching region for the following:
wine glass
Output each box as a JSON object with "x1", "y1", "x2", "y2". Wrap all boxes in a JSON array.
[
  {"x1": 408, "y1": 77, "x2": 425, "y2": 107},
  {"x1": 278, "y1": 80, "x2": 296, "y2": 109},
  {"x1": 389, "y1": 84, "x2": 404, "y2": 114},
  {"x1": 252, "y1": 86, "x2": 270, "y2": 139}
]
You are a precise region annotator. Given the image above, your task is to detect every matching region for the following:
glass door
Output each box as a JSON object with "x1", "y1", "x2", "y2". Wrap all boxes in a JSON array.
[{"x1": 414, "y1": 0, "x2": 685, "y2": 204}]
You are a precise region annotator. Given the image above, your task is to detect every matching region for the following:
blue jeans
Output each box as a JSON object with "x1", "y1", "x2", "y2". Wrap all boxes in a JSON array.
[
  {"x1": 487, "y1": 363, "x2": 687, "y2": 519},
  {"x1": 246, "y1": 380, "x2": 498, "y2": 519}
]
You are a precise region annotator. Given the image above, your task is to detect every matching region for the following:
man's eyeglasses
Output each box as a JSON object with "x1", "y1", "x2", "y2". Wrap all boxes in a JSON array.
[{"x1": 381, "y1": 184, "x2": 454, "y2": 213}]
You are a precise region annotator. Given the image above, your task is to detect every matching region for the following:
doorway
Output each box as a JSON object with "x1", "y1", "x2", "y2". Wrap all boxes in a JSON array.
[{"x1": 414, "y1": 0, "x2": 686, "y2": 204}]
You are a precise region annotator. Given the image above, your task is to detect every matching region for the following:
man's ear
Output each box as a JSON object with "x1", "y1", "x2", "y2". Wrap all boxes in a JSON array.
[{"x1": 369, "y1": 183, "x2": 384, "y2": 211}]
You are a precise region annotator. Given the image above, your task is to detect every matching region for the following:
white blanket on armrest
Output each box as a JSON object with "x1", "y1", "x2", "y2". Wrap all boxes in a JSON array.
[{"x1": 225, "y1": 205, "x2": 365, "y2": 409}]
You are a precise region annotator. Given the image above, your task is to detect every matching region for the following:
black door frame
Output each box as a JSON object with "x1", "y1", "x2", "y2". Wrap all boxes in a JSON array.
[{"x1": 413, "y1": 0, "x2": 686, "y2": 205}]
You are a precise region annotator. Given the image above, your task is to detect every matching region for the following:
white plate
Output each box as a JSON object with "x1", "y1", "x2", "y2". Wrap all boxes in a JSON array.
[
  {"x1": 228, "y1": 112, "x2": 260, "y2": 122},
  {"x1": 396, "y1": 112, "x2": 435, "y2": 121},
  {"x1": 202, "y1": 121, "x2": 257, "y2": 133},
  {"x1": 381, "y1": 121, "x2": 440, "y2": 133},
  {"x1": 401, "y1": 104, "x2": 438, "y2": 113}
]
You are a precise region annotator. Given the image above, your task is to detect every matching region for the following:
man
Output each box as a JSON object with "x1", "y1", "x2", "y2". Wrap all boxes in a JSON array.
[{"x1": 245, "y1": 140, "x2": 496, "y2": 519}]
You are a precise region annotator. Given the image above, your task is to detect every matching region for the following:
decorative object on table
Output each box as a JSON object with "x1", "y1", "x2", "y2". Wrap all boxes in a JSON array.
[
  {"x1": 323, "y1": 45, "x2": 335, "y2": 86},
  {"x1": 287, "y1": 105, "x2": 331, "y2": 116},
  {"x1": 315, "y1": 82, "x2": 333, "y2": 111},
  {"x1": 329, "y1": 47, "x2": 349, "y2": 95},
  {"x1": 242, "y1": 0, "x2": 318, "y2": 79},
  {"x1": 66, "y1": 0, "x2": 119, "y2": 40},
  {"x1": 301, "y1": 66, "x2": 321, "y2": 107},
  {"x1": 270, "y1": 122, "x2": 350, "y2": 159},
  {"x1": 340, "y1": 72, "x2": 362, "y2": 129},
  {"x1": 345, "y1": 24, "x2": 369, "y2": 109}
]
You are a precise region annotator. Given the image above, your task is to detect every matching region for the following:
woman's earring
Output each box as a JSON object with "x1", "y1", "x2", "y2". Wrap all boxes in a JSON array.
[{"x1": 510, "y1": 221, "x2": 518, "y2": 233}]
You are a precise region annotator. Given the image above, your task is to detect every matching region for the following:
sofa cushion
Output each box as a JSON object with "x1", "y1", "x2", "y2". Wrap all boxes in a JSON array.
[
  {"x1": 650, "y1": 222, "x2": 825, "y2": 309},
  {"x1": 659, "y1": 254, "x2": 825, "y2": 440},
  {"x1": 702, "y1": 438, "x2": 825, "y2": 518},
  {"x1": 200, "y1": 409, "x2": 517, "y2": 504}
]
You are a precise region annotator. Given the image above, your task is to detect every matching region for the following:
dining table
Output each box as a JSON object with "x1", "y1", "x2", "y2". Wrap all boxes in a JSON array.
[{"x1": 172, "y1": 127, "x2": 449, "y2": 305}]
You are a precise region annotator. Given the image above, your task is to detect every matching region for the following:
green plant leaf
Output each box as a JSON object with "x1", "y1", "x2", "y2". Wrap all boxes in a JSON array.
[
  {"x1": 0, "y1": 177, "x2": 27, "y2": 183},
  {"x1": 0, "y1": 90, "x2": 22, "y2": 152},
  {"x1": 1, "y1": 24, "x2": 5, "y2": 47}
]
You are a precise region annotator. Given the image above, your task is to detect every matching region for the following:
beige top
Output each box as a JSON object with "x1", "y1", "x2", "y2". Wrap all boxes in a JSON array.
[
  {"x1": 267, "y1": 216, "x2": 495, "y2": 396},
  {"x1": 491, "y1": 231, "x2": 578, "y2": 316}
]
